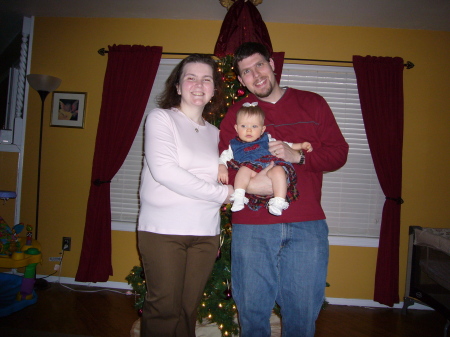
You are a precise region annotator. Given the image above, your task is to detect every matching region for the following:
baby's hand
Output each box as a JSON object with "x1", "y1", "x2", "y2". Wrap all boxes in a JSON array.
[
  {"x1": 302, "y1": 142, "x2": 313, "y2": 152},
  {"x1": 218, "y1": 174, "x2": 229, "y2": 184},
  {"x1": 218, "y1": 164, "x2": 229, "y2": 184}
]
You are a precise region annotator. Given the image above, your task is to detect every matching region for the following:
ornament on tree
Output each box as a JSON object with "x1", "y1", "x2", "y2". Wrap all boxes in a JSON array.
[
  {"x1": 223, "y1": 289, "x2": 233, "y2": 300},
  {"x1": 237, "y1": 88, "x2": 246, "y2": 97},
  {"x1": 217, "y1": 232, "x2": 225, "y2": 260},
  {"x1": 223, "y1": 280, "x2": 232, "y2": 300},
  {"x1": 224, "y1": 71, "x2": 237, "y2": 82},
  {"x1": 223, "y1": 288, "x2": 232, "y2": 300}
]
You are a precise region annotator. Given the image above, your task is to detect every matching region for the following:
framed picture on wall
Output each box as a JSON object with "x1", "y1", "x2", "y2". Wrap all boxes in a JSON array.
[{"x1": 50, "y1": 91, "x2": 87, "y2": 128}]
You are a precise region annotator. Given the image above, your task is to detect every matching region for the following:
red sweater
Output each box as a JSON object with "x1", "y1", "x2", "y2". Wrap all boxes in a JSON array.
[{"x1": 219, "y1": 88, "x2": 349, "y2": 225}]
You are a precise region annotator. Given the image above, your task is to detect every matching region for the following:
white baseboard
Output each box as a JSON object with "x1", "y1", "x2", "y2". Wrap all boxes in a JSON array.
[
  {"x1": 41, "y1": 275, "x2": 133, "y2": 290},
  {"x1": 38, "y1": 275, "x2": 431, "y2": 311},
  {"x1": 326, "y1": 297, "x2": 431, "y2": 310}
]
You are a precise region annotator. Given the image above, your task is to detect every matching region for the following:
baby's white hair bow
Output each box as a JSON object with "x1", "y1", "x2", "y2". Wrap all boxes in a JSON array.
[{"x1": 242, "y1": 102, "x2": 258, "y2": 107}]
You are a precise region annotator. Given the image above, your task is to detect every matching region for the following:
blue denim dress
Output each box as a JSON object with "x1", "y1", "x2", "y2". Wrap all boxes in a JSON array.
[{"x1": 228, "y1": 133, "x2": 298, "y2": 210}]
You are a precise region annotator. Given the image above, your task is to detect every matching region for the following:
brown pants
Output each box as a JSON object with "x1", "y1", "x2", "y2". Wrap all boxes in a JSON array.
[{"x1": 138, "y1": 231, "x2": 220, "y2": 337}]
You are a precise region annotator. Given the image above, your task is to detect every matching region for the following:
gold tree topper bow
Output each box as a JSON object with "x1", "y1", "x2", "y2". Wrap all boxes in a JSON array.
[{"x1": 219, "y1": 0, "x2": 263, "y2": 10}]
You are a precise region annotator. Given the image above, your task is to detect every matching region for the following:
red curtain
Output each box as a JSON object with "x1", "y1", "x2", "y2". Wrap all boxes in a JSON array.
[
  {"x1": 213, "y1": 0, "x2": 284, "y2": 84},
  {"x1": 353, "y1": 55, "x2": 405, "y2": 306},
  {"x1": 75, "y1": 45, "x2": 162, "y2": 282},
  {"x1": 272, "y1": 52, "x2": 285, "y2": 84},
  {"x1": 214, "y1": 0, "x2": 273, "y2": 57}
]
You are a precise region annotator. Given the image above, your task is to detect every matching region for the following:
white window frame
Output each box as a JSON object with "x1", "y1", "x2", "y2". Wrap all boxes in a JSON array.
[
  {"x1": 0, "y1": 16, "x2": 34, "y2": 226},
  {"x1": 111, "y1": 60, "x2": 383, "y2": 248}
]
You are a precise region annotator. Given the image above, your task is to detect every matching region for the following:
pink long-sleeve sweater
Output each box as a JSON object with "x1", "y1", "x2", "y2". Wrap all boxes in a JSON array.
[{"x1": 138, "y1": 107, "x2": 228, "y2": 236}]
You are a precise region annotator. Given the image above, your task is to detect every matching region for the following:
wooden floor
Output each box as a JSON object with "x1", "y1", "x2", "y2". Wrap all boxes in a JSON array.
[{"x1": 0, "y1": 280, "x2": 448, "y2": 337}]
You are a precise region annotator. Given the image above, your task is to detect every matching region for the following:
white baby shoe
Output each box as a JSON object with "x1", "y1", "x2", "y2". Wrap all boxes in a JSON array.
[
  {"x1": 230, "y1": 189, "x2": 249, "y2": 212},
  {"x1": 268, "y1": 197, "x2": 289, "y2": 216}
]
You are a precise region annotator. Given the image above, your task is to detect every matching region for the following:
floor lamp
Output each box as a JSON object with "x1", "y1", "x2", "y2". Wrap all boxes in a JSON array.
[{"x1": 26, "y1": 74, "x2": 62, "y2": 240}]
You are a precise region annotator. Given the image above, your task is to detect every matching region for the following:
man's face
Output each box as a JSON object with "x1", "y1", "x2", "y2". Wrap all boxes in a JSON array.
[{"x1": 237, "y1": 53, "x2": 277, "y2": 101}]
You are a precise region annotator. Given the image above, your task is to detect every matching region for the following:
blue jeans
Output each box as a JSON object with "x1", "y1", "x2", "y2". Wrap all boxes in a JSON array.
[{"x1": 231, "y1": 220, "x2": 329, "y2": 337}]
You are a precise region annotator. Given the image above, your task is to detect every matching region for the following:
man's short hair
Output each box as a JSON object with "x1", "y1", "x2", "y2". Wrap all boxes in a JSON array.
[{"x1": 233, "y1": 42, "x2": 271, "y2": 75}]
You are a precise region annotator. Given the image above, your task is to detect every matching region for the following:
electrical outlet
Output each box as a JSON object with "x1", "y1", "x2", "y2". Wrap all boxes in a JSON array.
[
  {"x1": 49, "y1": 257, "x2": 62, "y2": 262},
  {"x1": 62, "y1": 237, "x2": 71, "y2": 251}
]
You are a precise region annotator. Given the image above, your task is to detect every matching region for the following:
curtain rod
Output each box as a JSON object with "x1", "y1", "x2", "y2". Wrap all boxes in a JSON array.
[{"x1": 97, "y1": 48, "x2": 414, "y2": 69}]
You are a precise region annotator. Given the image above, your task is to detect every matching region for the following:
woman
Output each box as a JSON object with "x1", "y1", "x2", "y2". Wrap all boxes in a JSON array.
[{"x1": 138, "y1": 54, "x2": 234, "y2": 337}]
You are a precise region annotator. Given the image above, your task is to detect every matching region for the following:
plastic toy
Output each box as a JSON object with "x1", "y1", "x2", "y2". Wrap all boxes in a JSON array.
[{"x1": 0, "y1": 224, "x2": 42, "y2": 317}]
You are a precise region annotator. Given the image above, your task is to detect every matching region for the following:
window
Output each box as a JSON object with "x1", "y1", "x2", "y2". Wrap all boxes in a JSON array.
[
  {"x1": 0, "y1": 65, "x2": 19, "y2": 144},
  {"x1": 110, "y1": 59, "x2": 180, "y2": 230},
  {"x1": 111, "y1": 60, "x2": 384, "y2": 246},
  {"x1": 280, "y1": 64, "x2": 384, "y2": 241}
]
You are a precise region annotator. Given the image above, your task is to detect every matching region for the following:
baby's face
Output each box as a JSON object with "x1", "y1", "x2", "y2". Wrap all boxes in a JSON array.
[{"x1": 234, "y1": 114, "x2": 266, "y2": 143}]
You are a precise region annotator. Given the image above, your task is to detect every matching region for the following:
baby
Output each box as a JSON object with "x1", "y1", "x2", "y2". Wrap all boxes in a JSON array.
[{"x1": 218, "y1": 102, "x2": 312, "y2": 216}]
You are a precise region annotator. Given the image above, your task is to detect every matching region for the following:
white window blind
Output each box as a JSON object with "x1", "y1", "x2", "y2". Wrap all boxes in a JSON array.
[
  {"x1": 111, "y1": 60, "x2": 384, "y2": 239},
  {"x1": 110, "y1": 59, "x2": 180, "y2": 224},
  {"x1": 280, "y1": 64, "x2": 384, "y2": 238}
]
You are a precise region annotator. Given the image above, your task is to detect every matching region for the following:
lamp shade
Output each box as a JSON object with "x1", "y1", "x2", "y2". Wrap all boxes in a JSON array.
[{"x1": 27, "y1": 74, "x2": 62, "y2": 92}]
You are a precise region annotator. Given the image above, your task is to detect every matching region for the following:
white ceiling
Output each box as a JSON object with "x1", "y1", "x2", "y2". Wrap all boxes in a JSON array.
[{"x1": 2, "y1": 0, "x2": 450, "y2": 53}]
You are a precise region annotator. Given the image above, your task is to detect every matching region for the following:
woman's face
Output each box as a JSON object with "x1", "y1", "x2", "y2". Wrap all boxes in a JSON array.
[{"x1": 177, "y1": 62, "x2": 215, "y2": 109}]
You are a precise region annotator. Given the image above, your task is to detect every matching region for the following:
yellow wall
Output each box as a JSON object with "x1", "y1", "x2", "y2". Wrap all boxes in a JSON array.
[
  {"x1": 14, "y1": 17, "x2": 450, "y2": 300},
  {"x1": 0, "y1": 152, "x2": 18, "y2": 225}
]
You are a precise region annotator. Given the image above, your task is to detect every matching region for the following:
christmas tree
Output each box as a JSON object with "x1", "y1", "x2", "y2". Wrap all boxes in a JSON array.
[
  {"x1": 195, "y1": 56, "x2": 248, "y2": 336},
  {"x1": 205, "y1": 54, "x2": 247, "y2": 128},
  {"x1": 197, "y1": 205, "x2": 238, "y2": 336}
]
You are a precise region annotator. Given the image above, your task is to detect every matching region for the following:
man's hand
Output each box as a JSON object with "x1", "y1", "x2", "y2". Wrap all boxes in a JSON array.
[
  {"x1": 246, "y1": 162, "x2": 275, "y2": 196},
  {"x1": 269, "y1": 140, "x2": 302, "y2": 163}
]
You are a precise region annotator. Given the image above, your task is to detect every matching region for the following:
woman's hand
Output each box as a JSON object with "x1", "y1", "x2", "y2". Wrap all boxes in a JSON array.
[{"x1": 223, "y1": 185, "x2": 235, "y2": 204}]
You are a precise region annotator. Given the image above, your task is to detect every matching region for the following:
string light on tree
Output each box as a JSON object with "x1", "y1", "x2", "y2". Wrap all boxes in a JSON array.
[{"x1": 204, "y1": 55, "x2": 247, "y2": 128}]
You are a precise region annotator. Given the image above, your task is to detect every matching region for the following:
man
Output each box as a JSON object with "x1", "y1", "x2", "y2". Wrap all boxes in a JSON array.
[{"x1": 219, "y1": 42, "x2": 349, "y2": 337}]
